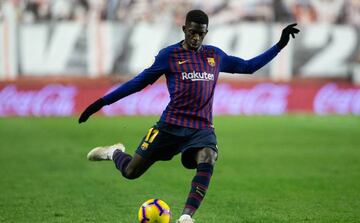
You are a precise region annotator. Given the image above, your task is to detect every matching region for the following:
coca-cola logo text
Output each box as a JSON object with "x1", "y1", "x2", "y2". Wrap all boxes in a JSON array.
[
  {"x1": 2, "y1": 82, "x2": 359, "y2": 117},
  {"x1": 214, "y1": 83, "x2": 289, "y2": 115},
  {"x1": 0, "y1": 84, "x2": 77, "y2": 116},
  {"x1": 102, "y1": 84, "x2": 169, "y2": 116},
  {"x1": 314, "y1": 83, "x2": 360, "y2": 114}
]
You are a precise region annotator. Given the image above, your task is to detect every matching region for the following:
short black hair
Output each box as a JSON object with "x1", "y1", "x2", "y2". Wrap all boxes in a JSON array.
[{"x1": 185, "y1": 10, "x2": 209, "y2": 26}]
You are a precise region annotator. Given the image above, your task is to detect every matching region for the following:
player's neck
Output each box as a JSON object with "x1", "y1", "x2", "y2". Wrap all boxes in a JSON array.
[{"x1": 181, "y1": 41, "x2": 202, "y2": 52}]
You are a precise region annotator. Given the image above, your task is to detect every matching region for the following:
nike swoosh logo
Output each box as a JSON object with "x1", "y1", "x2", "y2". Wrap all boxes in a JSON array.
[{"x1": 178, "y1": 60, "x2": 189, "y2": 65}]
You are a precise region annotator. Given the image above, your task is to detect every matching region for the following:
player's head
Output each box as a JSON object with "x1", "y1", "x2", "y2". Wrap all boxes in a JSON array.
[{"x1": 182, "y1": 10, "x2": 208, "y2": 51}]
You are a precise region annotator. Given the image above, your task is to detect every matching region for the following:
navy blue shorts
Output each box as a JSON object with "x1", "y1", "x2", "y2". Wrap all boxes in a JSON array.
[{"x1": 135, "y1": 122, "x2": 218, "y2": 169}]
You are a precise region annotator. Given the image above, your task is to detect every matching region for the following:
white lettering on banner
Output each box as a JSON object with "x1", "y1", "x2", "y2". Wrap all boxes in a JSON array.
[
  {"x1": 214, "y1": 83, "x2": 289, "y2": 115},
  {"x1": 301, "y1": 25, "x2": 357, "y2": 77},
  {"x1": 20, "y1": 23, "x2": 82, "y2": 75},
  {"x1": 314, "y1": 83, "x2": 360, "y2": 114},
  {"x1": 0, "y1": 85, "x2": 77, "y2": 116},
  {"x1": 181, "y1": 71, "x2": 214, "y2": 81},
  {"x1": 102, "y1": 83, "x2": 289, "y2": 116},
  {"x1": 4, "y1": 22, "x2": 358, "y2": 77}
]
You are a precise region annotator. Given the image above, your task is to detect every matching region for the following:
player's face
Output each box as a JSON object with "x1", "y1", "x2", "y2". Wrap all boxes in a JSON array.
[{"x1": 183, "y1": 22, "x2": 208, "y2": 51}]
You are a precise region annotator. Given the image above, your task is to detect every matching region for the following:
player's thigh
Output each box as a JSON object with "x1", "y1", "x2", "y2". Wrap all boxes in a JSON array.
[
  {"x1": 135, "y1": 126, "x2": 181, "y2": 162},
  {"x1": 181, "y1": 129, "x2": 218, "y2": 169}
]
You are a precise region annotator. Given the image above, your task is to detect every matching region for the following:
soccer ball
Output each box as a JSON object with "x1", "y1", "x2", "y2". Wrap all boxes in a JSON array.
[{"x1": 138, "y1": 199, "x2": 171, "y2": 223}]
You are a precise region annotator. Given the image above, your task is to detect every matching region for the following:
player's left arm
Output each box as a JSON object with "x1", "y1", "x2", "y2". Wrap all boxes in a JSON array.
[{"x1": 220, "y1": 23, "x2": 300, "y2": 74}]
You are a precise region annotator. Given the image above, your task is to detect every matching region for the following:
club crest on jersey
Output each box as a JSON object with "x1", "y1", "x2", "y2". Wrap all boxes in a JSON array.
[{"x1": 207, "y1": 57, "x2": 215, "y2": 67}]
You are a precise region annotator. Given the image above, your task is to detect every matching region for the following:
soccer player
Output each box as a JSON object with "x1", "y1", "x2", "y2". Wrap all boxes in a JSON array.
[{"x1": 79, "y1": 10, "x2": 299, "y2": 223}]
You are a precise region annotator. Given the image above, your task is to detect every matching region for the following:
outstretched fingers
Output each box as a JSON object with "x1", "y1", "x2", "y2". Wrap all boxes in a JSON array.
[
  {"x1": 287, "y1": 23, "x2": 300, "y2": 38},
  {"x1": 291, "y1": 28, "x2": 300, "y2": 38},
  {"x1": 278, "y1": 23, "x2": 300, "y2": 49}
]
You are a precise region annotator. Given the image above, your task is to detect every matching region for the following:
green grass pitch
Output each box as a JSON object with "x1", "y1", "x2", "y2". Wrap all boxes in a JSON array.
[{"x1": 0, "y1": 116, "x2": 360, "y2": 223}]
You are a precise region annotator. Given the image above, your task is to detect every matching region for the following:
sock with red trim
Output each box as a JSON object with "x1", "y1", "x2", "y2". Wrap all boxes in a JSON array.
[{"x1": 183, "y1": 163, "x2": 214, "y2": 215}]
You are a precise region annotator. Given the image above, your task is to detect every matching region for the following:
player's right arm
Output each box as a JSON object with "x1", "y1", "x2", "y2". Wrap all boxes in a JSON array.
[{"x1": 78, "y1": 49, "x2": 169, "y2": 123}]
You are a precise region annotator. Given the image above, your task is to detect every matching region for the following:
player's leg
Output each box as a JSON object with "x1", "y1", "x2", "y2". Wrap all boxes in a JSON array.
[
  {"x1": 87, "y1": 142, "x2": 155, "y2": 179},
  {"x1": 111, "y1": 125, "x2": 178, "y2": 180},
  {"x1": 112, "y1": 150, "x2": 155, "y2": 179},
  {"x1": 87, "y1": 125, "x2": 178, "y2": 180},
  {"x1": 180, "y1": 147, "x2": 217, "y2": 218}
]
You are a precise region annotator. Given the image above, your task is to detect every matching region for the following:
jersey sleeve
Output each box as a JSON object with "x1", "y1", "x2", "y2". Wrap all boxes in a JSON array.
[
  {"x1": 218, "y1": 44, "x2": 280, "y2": 74},
  {"x1": 102, "y1": 49, "x2": 169, "y2": 105}
]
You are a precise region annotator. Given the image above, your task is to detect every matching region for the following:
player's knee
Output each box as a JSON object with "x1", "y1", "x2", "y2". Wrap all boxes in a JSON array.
[
  {"x1": 196, "y1": 148, "x2": 217, "y2": 165},
  {"x1": 123, "y1": 167, "x2": 141, "y2": 180}
]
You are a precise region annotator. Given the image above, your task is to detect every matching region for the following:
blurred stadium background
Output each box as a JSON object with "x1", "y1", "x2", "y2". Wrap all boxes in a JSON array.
[
  {"x1": 1, "y1": 1, "x2": 360, "y2": 223},
  {"x1": 0, "y1": 0, "x2": 360, "y2": 116}
]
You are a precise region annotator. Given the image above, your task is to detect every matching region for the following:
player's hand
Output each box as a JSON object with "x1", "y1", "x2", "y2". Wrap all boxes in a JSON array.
[
  {"x1": 277, "y1": 23, "x2": 300, "y2": 50},
  {"x1": 78, "y1": 98, "x2": 105, "y2": 123}
]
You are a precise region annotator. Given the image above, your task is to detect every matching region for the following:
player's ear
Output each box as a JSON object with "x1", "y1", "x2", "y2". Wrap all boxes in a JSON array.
[{"x1": 182, "y1": 25, "x2": 186, "y2": 33}]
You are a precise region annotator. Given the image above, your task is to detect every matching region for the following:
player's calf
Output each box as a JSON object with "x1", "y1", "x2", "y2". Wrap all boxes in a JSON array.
[
  {"x1": 183, "y1": 162, "x2": 214, "y2": 216},
  {"x1": 181, "y1": 147, "x2": 217, "y2": 217}
]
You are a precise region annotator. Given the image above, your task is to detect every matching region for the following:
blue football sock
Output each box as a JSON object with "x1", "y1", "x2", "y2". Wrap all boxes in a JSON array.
[
  {"x1": 184, "y1": 163, "x2": 214, "y2": 215},
  {"x1": 112, "y1": 150, "x2": 132, "y2": 177}
]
